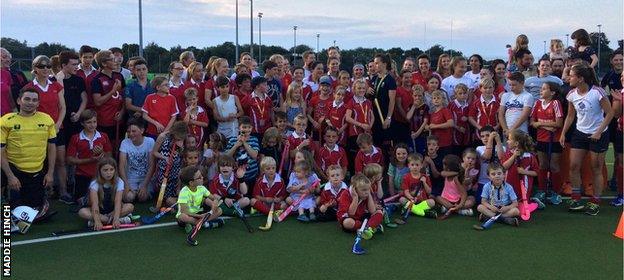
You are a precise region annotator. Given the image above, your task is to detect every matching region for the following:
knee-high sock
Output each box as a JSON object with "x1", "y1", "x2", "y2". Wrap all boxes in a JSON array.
[{"x1": 368, "y1": 212, "x2": 383, "y2": 228}]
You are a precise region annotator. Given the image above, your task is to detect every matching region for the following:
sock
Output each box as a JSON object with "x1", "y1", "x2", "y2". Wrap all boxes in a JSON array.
[
  {"x1": 411, "y1": 201, "x2": 431, "y2": 216},
  {"x1": 252, "y1": 201, "x2": 271, "y2": 215},
  {"x1": 571, "y1": 187, "x2": 582, "y2": 201},
  {"x1": 552, "y1": 171, "x2": 562, "y2": 194},
  {"x1": 617, "y1": 162, "x2": 623, "y2": 196},
  {"x1": 368, "y1": 212, "x2": 383, "y2": 229},
  {"x1": 537, "y1": 169, "x2": 548, "y2": 192}
]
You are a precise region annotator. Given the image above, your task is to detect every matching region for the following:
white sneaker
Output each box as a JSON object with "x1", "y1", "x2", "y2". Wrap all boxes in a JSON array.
[
  {"x1": 458, "y1": 209, "x2": 474, "y2": 216},
  {"x1": 87, "y1": 220, "x2": 94, "y2": 227},
  {"x1": 119, "y1": 216, "x2": 132, "y2": 224},
  {"x1": 440, "y1": 206, "x2": 447, "y2": 214}
]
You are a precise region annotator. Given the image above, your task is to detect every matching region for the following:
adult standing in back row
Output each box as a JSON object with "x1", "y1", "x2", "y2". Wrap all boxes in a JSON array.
[{"x1": 370, "y1": 53, "x2": 397, "y2": 149}]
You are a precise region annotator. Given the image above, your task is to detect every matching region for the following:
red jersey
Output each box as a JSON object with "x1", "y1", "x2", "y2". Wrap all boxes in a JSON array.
[
  {"x1": 180, "y1": 106, "x2": 209, "y2": 146},
  {"x1": 309, "y1": 93, "x2": 332, "y2": 121},
  {"x1": 448, "y1": 99, "x2": 471, "y2": 146},
  {"x1": 67, "y1": 131, "x2": 112, "y2": 177},
  {"x1": 209, "y1": 173, "x2": 243, "y2": 200},
  {"x1": 530, "y1": 99, "x2": 563, "y2": 142},
  {"x1": 411, "y1": 71, "x2": 441, "y2": 90},
  {"x1": 168, "y1": 79, "x2": 186, "y2": 113},
  {"x1": 27, "y1": 79, "x2": 64, "y2": 123},
  {"x1": 241, "y1": 92, "x2": 273, "y2": 134},
  {"x1": 91, "y1": 71, "x2": 125, "y2": 127},
  {"x1": 469, "y1": 95, "x2": 499, "y2": 131},
  {"x1": 346, "y1": 97, "x2": 373, "y2": 137},
  {"x1": 287, "y1": 131, "x2": 316, "y2": 154},
  {"x1": 400, "y1": 173, "x2": 432, "y2": 202},
  {"x1": 142, "y1": 93, "x2": 179, "y2": 135},
  {"x1": 182, "y1": 79, "x2": 207, "y2": 109},
  {"x1": 319, "y1": 182, "x2": 348, "y2": 206},
  {"x1": 316, "y1": 144, "x2": 348, "y2": 172},
  {"x1": 410, "y1": 103, "x2": 430, "y2": 132},
  {"x1": 503, "y1": 150, "x2": 538, "y2": 200},
  {"x1": 253, "y1": 174, "x2": 286, "y2": 199},
  {"x1": 337, "y1": 187, "x2": 371, "y2": 221},
  {"x1": 204, "y1": 75, "x2": 237, "y2": 96},
  {"x1": 327, "y1": 100, "x2": 348, "y2": 145},
  {"x1": 394, "y1": 86, "x2": 413, "y2": 124},
  {"x1": 76, "y1": 66, "x2": 99, "y2": 109},
  {"x1": 281, "y1": 74, "x2": 293, "y2": 95},
  {"x1": 354, "y1": 145, "x2": 384, "y2": 173},
  {"x1": 429, "y1": 107, "x2": 453, "y2": 147}
]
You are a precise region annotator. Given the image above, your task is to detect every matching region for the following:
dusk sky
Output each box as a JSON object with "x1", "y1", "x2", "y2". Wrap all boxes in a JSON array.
[{"x1": 1, "y1": 0, "x2": 622, "y2": 60}]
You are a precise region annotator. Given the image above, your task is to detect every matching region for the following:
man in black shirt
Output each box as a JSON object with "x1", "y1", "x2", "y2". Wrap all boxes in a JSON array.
[{"x1": 600, "y1": 50, "x2": 623, "y2": 191}]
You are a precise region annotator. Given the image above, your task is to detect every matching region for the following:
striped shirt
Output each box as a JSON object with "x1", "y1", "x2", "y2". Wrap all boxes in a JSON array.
[{"x1": 226, "y1": 135, "x2": 260, "y2": 181}]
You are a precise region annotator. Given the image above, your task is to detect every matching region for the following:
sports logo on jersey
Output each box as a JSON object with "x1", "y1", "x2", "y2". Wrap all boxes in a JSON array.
[
  {"x1": 38, "y1": 124, "x2": 45, "y2": 128},
  {"x1": 13, "y1": 124, "x2": 20, "y2": 130}
]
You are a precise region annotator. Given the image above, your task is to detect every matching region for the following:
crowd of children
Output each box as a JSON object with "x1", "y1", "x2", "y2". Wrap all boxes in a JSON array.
[{"x1": 2, "y1": 29, "x2": 622, "y2": 242}]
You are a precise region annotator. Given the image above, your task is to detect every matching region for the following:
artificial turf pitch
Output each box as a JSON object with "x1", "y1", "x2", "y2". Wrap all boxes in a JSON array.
[{"x1": 9, "y1": 200, "x2": 623, "y2": 280}]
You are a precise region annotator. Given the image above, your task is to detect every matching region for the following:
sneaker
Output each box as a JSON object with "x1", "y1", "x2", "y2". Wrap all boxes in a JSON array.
[
  {"x1": 203, "y1": 218, "x2": 225, "y2": 229},
  {"x1": 440, "y1": 206, "x2": 448, "y2": 214},
  {"x1": 250, "y1": 208, "x2": 257, "y2": 215},
  {"x1": 376, "y1": 224, "x2": 384, "y2": 234},
  {"x1": 547, "y1": 192, "x2": 563, "y2": 205},
  {"x1": 361, "y1": 227, "x2": 374, "y2": 240},
  {"x1": 385, "y1": 221, "x2": 398, "y2": 228},
  {"x1": 502, "y1": 217, "x2": 519, "y2": 227},
  {"x1": 458, "y1": 208, "x2": 473, "y2": 216},
  {"x1": 119, "y1": 216, "x2": 132, "y2": 224},
  {"x1": 610, "y1": 195, "x2": 624, "y2": 207},
  {"x1": 296, "y1": 214, "x2": 309, "y2": 222},
  {"x1": 59, "y1": 194, "x2": 75, "y2": 205},
  {"x1": 394, "y1": 218, "x2": 406, "y2": 225},
  {"x1": 424, "y1": 209, "x2": 438, "y2": 219},
  {"x1": 185, "y1": 223, "x2": 193, "y2": 233},
  {"x1": 568, "y1": 199, "x2": 585, "y2": 212},
  {"x1": 309, "y1": 213, "x2": 317, "y2": 222},
  {"x1": 531, "y1": 197, "x2": 546, "y2": 210},
  {"x1": 584, "y1": 202, "x2": 600, "y2": 216},
  {"x1": 87, "y1": 220, "x2": 94, "y2": 227}
]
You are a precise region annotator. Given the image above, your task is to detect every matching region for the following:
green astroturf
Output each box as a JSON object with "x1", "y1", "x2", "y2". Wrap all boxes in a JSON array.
[{"x1": 10, "y1": 200, "x2": 623, "y2": 280}]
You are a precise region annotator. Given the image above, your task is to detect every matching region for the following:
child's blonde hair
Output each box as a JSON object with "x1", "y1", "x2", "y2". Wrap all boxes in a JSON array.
[
  {"x1": 412, "y1": 84, "x2": 424, "y2": 94},
  {"x1": 480, "y1": 77, "x2": 495, "y2": 88},
  {"x1": 407, "y1": 153, "x2": 423, "y2": 165},
  {"x1": 260, "y1": 156, "x2": 276, "y2": 172},
  {"x1": 363, "y1": 163, "x2": 383, "y2": 180},
  {"x1": 261, "y1": 127, "x2": 280, "y2": 147},
  {"x1": 509, "y1": 130, "x2": 535, "y2": 153},
  {"x1": 431, "y1": 90, "x2": 448, "y2": 106},
  {"x1": 356, "y1": 133, "x2": 373, "y2": 146},
  {"x1": 208, "y1": 132, "x2": 226, "y2": 151},
  {"x1": 285, "y1": 82, "x2": 304, "y2": 107},
  {"x1": 454, "y1": 83, "x2": 468, "y2": 95},
  {"x1": 353, "y1": 79, "x2": 368, "y2": 92},
  {"x1": 293, "y1": 161, "x2": 311, "y2": 175},
  {"x1": 351, "y1": 173, "x2": 371, "y2": 191},
  {"x1": 513, "y1": 34, "x2": 529, "y2": 53}
]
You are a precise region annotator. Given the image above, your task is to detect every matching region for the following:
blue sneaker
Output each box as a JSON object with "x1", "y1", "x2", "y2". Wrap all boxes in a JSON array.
[
  {"x1": 296, "y1": 214, "x2": 309, "y2": 222},
  {"x1": 547, "y1": 191, "x2": 563, "y2": 205},
  {"x1": 610, "y1": 195, "x2": 624, "y2": 207},
  {"x1": 531, "y1": 191, "x2": 546, "y2": 209}
]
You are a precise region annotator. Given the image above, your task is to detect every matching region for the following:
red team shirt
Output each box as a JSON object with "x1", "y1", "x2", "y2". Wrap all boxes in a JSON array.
[
  {"x1": 327, "y1": 101, "x2": 348, "y2": 144},
  {"x1": 76, "y1": 67, "x2": 99, "y2": 109},
  {"x1": 67, "y1": 131, "x2": 112, "y2": 177},
  {"x1": 182, "y1": 79, "x2": 207, "y2": 109},
  {"x1": 530, "y1": 99, "x2": 563, "y2": 142},
  {"x1": 448, "y1": 100, "x2": 470, "y2": 146},
  {"x1": 354, "y1": 145, "x2": 384, "y2": 173},
  {"x1": 394, "y1": 86, "x2": 413, "y2": 124},
  {"x1": 142, "y1": 93, "x2": 179, "y2": 135},
  {"x1": 429, "y1": 107, "x2": 454, "y2": 148},
  {"x1": 319, "y1": 182, "x2": 348, "y2": 206},
  {"x1": 401, "y1": 173, "x2": 432, "y2": 202},
  {"x1": 469, "y1": 95, "x2": 499, "y2": 131},
  {"x1": 309, "y1": 94, "x2": 332, "y2": 123},
  {"x1": 346, "y1": 97, "x2": 373, "y2": 137},
  {"x1": 337, "y1": 188, "x2": 370, "y2": 221},
  {"x1": 411, "y1": 71, "x2": 441, "y2": 91},
  {"x1": 209, "y1": 174, "x2": 243, "y2": 200},
  {"x1": 27, "y1": 79, "x2": 64, "y2": 124},
  {"x1": 180, "y1": 106, "x2": 209, "y2": 146},
  {"x1": 168, "y1": 80, "x2": 186, "y2": 113},
  {"x1": 502, "y1": 150, "x2": 538, "y2": 200},
  {"x1": 316, "y1": 144, "x2": 348, "y2": 172},
  {"x1": 241, "y1": 92, "x2": 273, "y2": 134},
  {"x1": 91, "y1": 71, "x2": 125, "y2": 127},
  {"x1": 253, "y1": 174, "x2": 286, "y2": 199}
]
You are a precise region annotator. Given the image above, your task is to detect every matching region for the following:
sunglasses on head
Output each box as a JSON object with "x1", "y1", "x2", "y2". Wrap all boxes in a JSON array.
[{"x1": 36, "y1": 64, "x2": 52, "y2": 69}]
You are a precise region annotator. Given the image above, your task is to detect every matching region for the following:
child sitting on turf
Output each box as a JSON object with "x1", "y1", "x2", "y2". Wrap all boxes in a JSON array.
[
  {"x1": 423, "y1": 135, "x2": 444, "y2": 197},
  {"x1": 286, "y1": 161, "x2": 319, "y2": 222},
  {"x1": 354, "y1": 133, "x2": 384, "y2": 174},
  {"x1": 317, "y1": 165, "x2": 348, "y2": 222},
  {"x1": 209, "y1": 154, "x2": 250, "y2": 216},
  {"x1": 436, "y1": 154, "x2": 475, "y2": 216},
  {"x1": 387, "y1": 143, "x2": 410, "y2": 196},
  {"x1": 396, "y1": 153, "x2": 436, "y2": 224},
  {"x1": 337, "y1": 174, "x2": 384, "y2": 240},
  {"x1": 203, "y1": 132, "x2": 226, "y2": 186},
  {"x1": 500, "y1": 130, "x2": 538, "y2": 207},
  {"x1": 363, "y1": 163, "x2": 398, "y2": 228},
  {"x1": 252, "y1": 156, "x2": 287, "y2": 217},
  {"x1": 477, "y1": 162, "x2": 520, "y2": 226},
  {"x1": 67, "y1": 109, "x2": 113, "y2": 202},
  {"x1": 293, "y1": 146, "x2": 327, "y2": 182},
  {"x1": 176, "y1": 165, "x2": 224, "y2": 233},
  {"x1": 78, "y1": 157, "x2": 134, "y2": 230},
  {"x1": 316, "y1": 126, "x2": 348, "y2": 176}
]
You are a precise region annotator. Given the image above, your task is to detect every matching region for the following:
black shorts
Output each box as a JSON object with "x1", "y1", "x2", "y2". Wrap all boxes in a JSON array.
[
  {"x1": 55, "y1": 128, "x2": 66, "y2": 147},
  {"x1": 536, "y1": 141, "x2": 563, "y2": 153},
  {"x1": 570, "y1": 129, "x2": 610, "y2": 153},
  {"x1": 615, "y1": 130, "x2": 623, "y2": 154},
  {"x1": 2, "y1": 163, "x2": 46, "y2": 208}
]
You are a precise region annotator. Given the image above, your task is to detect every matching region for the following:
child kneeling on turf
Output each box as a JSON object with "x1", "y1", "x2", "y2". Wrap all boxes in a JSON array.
[
  {"x1": 317, "y1": 165, "x2": 348, "y2": 222},
  {"x1": 477, "y1": 163, "x2": 520, "y2": 226},
  {"x1": 209, "y1": 155, "x2": 250, "y2": 216},
  {"x1": 396, "y1": 153, "x2": 436, "y2": 224},
  {"x1": 177, "y1": 166, "x2": 224, "y2": 232},
  {"x1": 286, "y1": 161, "x2": 319, "y2": 222},
  {"x1": 337, "y1": 174, "x2": 384, "y2": 240},
  {"x1": 252, "y1": 156, "x2": 287, "y2": 218},
  {"x1": 78, "y1": 157, "x2": 134, "y2": 230}
]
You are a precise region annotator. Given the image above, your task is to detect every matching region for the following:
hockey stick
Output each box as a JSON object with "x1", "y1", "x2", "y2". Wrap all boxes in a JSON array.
[
  {"x1": 351, "y1": 218, "x2": 369, "y2": 255},
  {"x1": 258, "y1": 203, "x2": 274, "y2": 231},
  {"x1": 141, "y1": 203, "x2": 178, "y2": 225},
  {"x1": 233, "y1": 202, "x2": 254, "y2": 233},
  {"x1": 151, "y1": 142, "x2": 177, "y2": 213},
  {"x1": 186, "y1": 200, "x2": 222, "y2": 246},
  {"x1": 277, "y1": 181, "x2": 320, "y2": 222},
  {"x1": 519, "y1": 174, "x2": 538, "y2": 221},
  {"x1": 473, "y1": 212, "x2": 502, "y2": 231},
  {"x1": 52, "y1": 223, "x2": 137, "y2": 237}
]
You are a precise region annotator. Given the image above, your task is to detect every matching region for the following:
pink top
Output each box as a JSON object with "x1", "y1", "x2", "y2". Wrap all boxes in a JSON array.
[{"x1": 441, "y1": 177, "x2": 461, "y2": 203}]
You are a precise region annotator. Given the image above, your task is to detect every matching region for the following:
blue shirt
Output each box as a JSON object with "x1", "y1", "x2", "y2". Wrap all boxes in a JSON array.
[
  {"x1": 524, "y1": 75, "x2": 563, "y2": 100},
  {"x1": 481, "y1": 182, "x2": 517, "y2": 207},
  {"x1": 226, "y1": 135, "x2": 260, "y2": 181},
  {"x1": 125, "y1": 79, "x2": 155, "y2": 108}
]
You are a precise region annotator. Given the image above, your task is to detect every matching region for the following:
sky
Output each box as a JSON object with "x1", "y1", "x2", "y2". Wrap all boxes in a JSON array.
[{"x1": 1, "y1": 0, "x2": 622, "y2": 60}]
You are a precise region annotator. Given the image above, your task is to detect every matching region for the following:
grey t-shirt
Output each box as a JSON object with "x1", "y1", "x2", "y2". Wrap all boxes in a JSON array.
[{"x1": 119, "y1": 137, "x2": 155, "y2": 189}]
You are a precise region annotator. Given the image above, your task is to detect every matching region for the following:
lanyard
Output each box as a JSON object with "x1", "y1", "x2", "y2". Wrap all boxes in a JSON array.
[{"x1": 374, "y1": 74, "x2": 387, "y2": 97}]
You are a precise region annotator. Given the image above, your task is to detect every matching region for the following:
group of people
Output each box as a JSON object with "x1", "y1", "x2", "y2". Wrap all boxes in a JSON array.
[{"x1": 1, "y1": 27, "x2": 622, "y2": 239}]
